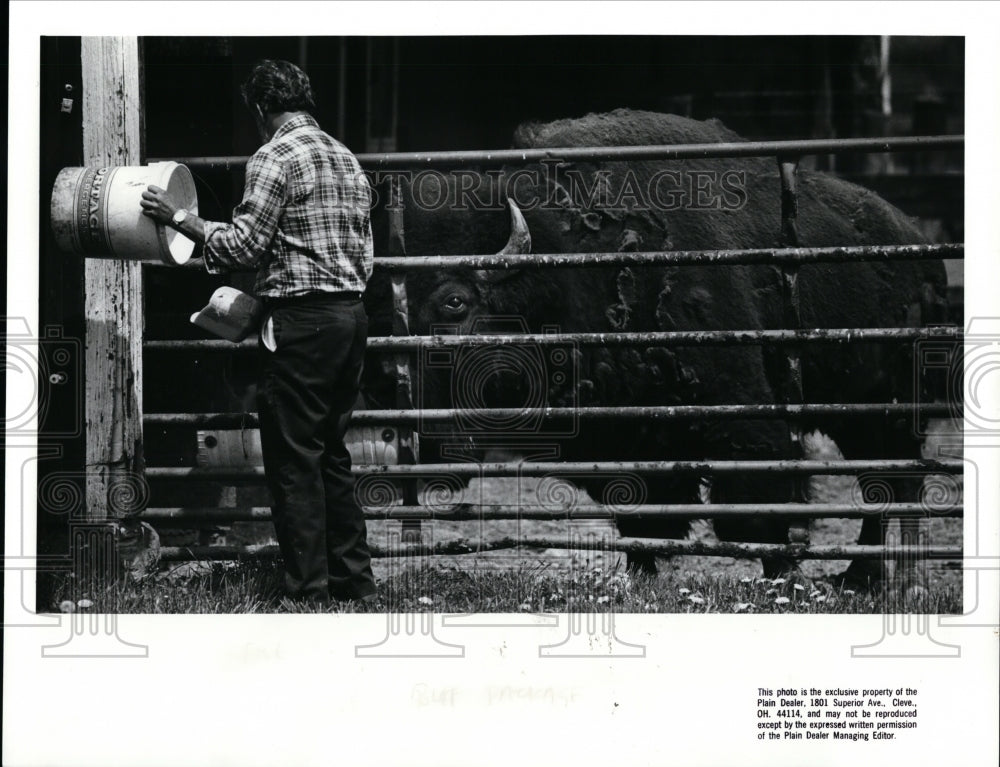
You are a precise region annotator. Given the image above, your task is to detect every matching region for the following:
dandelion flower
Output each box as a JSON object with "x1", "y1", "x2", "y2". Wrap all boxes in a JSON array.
[
  {"x1": 58, "y1": 600, "x2": 75, "y2": 613},
  {"x1": 417, "y1": 596, "x2": 433, "y2": 605},
  {"x1": 774, "y1": 596, "x2": 790, "y2": 605}
]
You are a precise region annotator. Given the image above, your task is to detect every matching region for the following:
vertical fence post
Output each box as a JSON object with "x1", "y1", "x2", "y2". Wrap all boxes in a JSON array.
[
  {"x1": 387, "y1": 176, "x2": 422, "y2": 542},
  {"x1": 777, "y1": 156, "x2": 809, "y2": 546},
  {"x1": 81, "y1": 36, "x2": 145, "y2": 525},
  {"x1": 40, "y1": 36, "x2": 149, "y2": 656}
]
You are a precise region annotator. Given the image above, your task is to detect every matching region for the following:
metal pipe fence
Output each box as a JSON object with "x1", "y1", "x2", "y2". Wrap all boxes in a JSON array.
[
  {"x1": 371, "y1": 243, "x2": 963, "y2": 271},
  {"x1": 145, "y1": 458, "x2": 962, "y2": 481},
  {"x1": 144, "y1": 503, "x2": 962, "y2": 524},
  {"x1": 144, "y1": 326, "x2": 963, "y2": 353},
  {"x1": 142, "y1": 131, "x2": 965, "y2": 569},
  {"x1": 153, "y1": 134, "x2": 963, "y2": 171},
  {"x1": 142, "y1": 402, "x2": 958, "y2": 428},
  {"x1": 158, "y1": 539, "x2": 964, "y2": 563}
]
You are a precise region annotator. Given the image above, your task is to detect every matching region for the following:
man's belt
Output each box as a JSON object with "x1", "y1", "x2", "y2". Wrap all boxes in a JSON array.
[{"x1": 261, "y1": 291, "x2": 363, "y2": 308}]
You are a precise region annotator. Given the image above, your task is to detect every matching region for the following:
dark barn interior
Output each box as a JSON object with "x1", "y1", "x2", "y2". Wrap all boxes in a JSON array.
[
  {"x1": 135, "y1": 34, "x2": 964, "y2": 416},
  {"x1": 37, "y1": 35, "x2": 964, "y2": 598}
]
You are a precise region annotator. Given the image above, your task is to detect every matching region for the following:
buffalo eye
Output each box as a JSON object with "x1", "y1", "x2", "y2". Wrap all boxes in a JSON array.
[{"x1": 442, "y1": 294, "x2": 467, "y2": 316}]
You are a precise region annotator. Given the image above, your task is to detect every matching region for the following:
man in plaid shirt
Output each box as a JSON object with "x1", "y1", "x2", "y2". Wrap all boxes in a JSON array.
[{"x1": 141, "y1": 60, "x2": 376, "y2": 606}]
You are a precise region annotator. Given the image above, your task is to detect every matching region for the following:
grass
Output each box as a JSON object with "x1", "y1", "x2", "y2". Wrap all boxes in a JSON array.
[
  {"x1": 48, "y1": 556, "x2": 962, "y2": 615},
  {"x1": 128, "y1": 434, "x2": 963, "y2": 616}
]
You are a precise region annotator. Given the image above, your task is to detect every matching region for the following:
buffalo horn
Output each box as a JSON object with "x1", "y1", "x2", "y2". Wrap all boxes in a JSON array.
[{"x1": 476, "y1": 199, "x2": 531, "y2": 283}]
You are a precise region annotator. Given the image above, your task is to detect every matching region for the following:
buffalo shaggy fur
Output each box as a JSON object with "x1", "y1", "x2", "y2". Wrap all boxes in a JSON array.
[{"x1": 364, "y1": 109, "x2": 949, "y2": 582}]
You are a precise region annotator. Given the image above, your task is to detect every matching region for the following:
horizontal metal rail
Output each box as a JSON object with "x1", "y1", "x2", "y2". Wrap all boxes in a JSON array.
[
  {"x1": 157, "y1": 537, "x2": 963, "y2": 562},
  {"x1": 144, "y1": 326, "x2": 964, "y2": 353},
  {"x1": 374, "y1": 243, "x2": 963, "y2": 272},
  {"x1": 145, "y1": 458, "x2": 962, "y2": 481},
  {"x1": 153, "y1": 134, "x2": 963, "y2": 171},
  {"x1": 143, "y1": 503, "x2": 962, "y2": 524},
  {"x1": 144, "y1": 403, "x2": 958, "y2": 428}
]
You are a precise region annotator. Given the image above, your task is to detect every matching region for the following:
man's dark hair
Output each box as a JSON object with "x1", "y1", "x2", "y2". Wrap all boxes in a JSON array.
[{"x1": 241, "y1": 59, "x2": 316, "y2": 115}]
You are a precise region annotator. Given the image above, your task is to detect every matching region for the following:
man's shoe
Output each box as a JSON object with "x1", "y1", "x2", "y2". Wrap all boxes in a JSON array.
[
  {"x1": 278, "y1": 594, "x2": 331, "y2": 612},
  {"x1": 329, "y1": 577, "x2": 378, "y2": 606},
  {"x1": 332, "y1": 592, "x2": 378, "y2": 608}
]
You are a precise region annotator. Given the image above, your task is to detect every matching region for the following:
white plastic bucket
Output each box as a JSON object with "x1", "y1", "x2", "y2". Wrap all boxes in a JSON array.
[
  {"x1": 50, "y1": 161, "x2": 199, "y2": 265},
  {"x1": 190, "y1": 287, "x2": 263, "y2": 343},
  {"x1": 197, "y1": 426, "x2": 400, "y2": 468}
]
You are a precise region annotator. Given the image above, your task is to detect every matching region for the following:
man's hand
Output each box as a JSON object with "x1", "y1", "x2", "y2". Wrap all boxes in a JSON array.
[
  {"x1": 141, "y1": 184, "x2": 208, "y2": 252},
  {"x1": 178, "y1": 256, "x2": 208, "y2": 270},
  {"x1": 140, "y1": 185, "x2": 181, "y2": 226}
]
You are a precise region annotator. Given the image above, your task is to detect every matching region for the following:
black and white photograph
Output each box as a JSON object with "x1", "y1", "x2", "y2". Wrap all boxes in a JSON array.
[{"x1": 5, "y1": 3, "x2": 999, "y2": 767}]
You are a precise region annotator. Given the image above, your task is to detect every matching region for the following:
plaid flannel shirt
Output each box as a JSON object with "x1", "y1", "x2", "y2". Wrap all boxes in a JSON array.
[{"x1": 203, "y1": 114, "x2": 374, "y2": 297}]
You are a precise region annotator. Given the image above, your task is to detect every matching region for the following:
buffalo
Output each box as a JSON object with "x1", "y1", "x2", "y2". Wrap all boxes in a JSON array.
[{"x1": 362, "y1": 109, "x2": 951, "y2": 586}]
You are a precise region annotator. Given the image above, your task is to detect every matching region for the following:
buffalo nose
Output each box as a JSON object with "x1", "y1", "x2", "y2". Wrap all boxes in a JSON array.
[{"x1": 483, "y1": 368, "x2": 528, "y2": 406}]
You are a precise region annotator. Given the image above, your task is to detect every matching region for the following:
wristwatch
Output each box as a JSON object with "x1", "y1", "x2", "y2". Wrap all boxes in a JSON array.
[{"x1": 171, "y1": 208, "x2": 189, "y2": 227}]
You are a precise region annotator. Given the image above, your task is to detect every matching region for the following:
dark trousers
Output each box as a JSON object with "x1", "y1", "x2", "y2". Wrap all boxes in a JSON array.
[{"x1": 257, "y1": 293, "x2": 375, "y2": 601}]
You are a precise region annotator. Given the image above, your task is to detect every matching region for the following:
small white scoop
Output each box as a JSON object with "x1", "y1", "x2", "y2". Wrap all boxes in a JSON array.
[{"x1": 190, "y1": 286, "x2": 263, "y2": 342}]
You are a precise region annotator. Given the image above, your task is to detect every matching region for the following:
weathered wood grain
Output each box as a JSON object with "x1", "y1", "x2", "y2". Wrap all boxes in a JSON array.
[{"x1": 81, "y1": 37, "x2": 144, "y2": 520}]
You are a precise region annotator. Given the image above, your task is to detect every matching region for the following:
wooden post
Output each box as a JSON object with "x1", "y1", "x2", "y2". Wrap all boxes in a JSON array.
[
  {"x1": 777, "y1": 156, "x2": 809, "y2": 547},
  {"x1": 365, "y1": 37, "x2": 399, "y2": 153},
  {"x1": 337, "y1": 37, "x2": 347, "y2": 141},
  {"x1": 81, "y1": 37, "x2": 145, "y2": 522},
  {"x1": 386, "y1": 177, "x2": 423, "y2": 543},
  {"x1": 877, "y1": 35, "x2": 894, "y2": 175}
]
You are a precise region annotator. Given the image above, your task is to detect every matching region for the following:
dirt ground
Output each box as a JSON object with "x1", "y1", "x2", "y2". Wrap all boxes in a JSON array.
[
  {"x1": 365, "y1": 476, "x2": 962, "y2": 585},
  {"x1": 220, "y1": 472, "x2": 961, "y2": 595},
  {"x1": 215, "y1": 418, "x2": 963, "y2": 593}
]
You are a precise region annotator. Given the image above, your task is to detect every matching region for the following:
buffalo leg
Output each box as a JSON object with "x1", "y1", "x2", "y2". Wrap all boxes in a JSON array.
[
  {"x1": 707, "y1": 419, "x2": 797, "y2": 578},
  {"x1": 602, "y1": 475, "x2": 693, "y2": 575},
  {"x1": 841, "y1": 476, "x2": 925, "y2": 589},
  {"x1": 836, "y1": 418, "x2": 926, "y2": 590}
]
